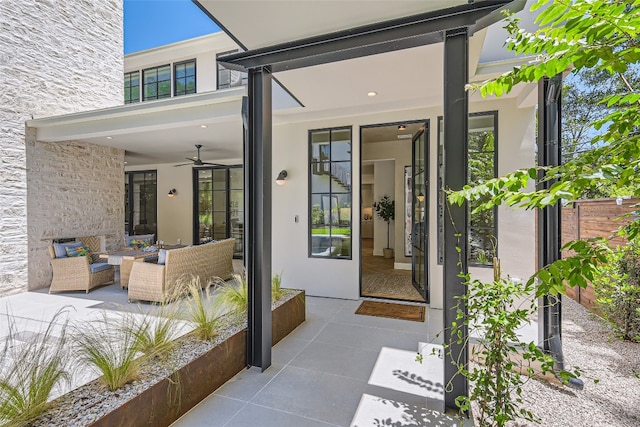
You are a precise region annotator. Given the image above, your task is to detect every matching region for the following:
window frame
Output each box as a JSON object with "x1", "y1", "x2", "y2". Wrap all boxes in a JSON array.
[
  {"x1": 142, "y1": 64, "x2": 171, "y2": 101},
  {"x1": 308, "y1": 126, "x2": 353, "y2": 260},
  {"x1": 124, "y1": 71, "x2": 140, "y2": 104},
  {"x1": 216, "y1": 50, "x2": 248, "y2": 90},
  {"x1": 437, "y1": 111, "x2": 498, "y2": 267},
  {"x1": 124, "y1": 170, "x2": 157, "y2": 237},
  {"x1": 174, "y1": 59, "x2": 197, "y2": 97}
]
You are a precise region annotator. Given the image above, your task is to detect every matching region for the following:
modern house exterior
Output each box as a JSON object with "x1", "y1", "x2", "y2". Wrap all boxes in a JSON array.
[{"x1": 2, "y1": 0, "x2": 560, "y2": 409}]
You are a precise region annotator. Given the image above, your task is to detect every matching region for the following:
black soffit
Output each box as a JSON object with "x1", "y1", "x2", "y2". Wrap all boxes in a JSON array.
[{"x1": 217, "y1": 0, "x2": 526, "y2": 73}]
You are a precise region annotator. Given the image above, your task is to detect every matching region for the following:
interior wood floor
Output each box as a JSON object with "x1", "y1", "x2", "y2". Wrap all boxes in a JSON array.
[{"x1": 361, "y1": 238, "x2": 425, "y2": 302}]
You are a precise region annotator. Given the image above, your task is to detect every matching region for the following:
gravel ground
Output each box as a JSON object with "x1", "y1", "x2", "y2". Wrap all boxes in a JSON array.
[{"x1": 479, "y1": 297, "x2": 640, "y2": 427}]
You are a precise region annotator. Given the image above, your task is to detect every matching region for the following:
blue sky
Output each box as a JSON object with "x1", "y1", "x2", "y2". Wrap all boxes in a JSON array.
[{"x1": 124, "y1": 0, "x2": 220, "y2": 54}]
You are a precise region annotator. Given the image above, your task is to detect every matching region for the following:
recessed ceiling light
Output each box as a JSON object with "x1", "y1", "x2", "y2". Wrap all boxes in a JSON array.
[
  {"x1": 367, "y1": 91, "x2": 377, "y2": 97},
  {"x1": 106, "y1": 136, "x2": 113, "y2": 140},
  {"x1": 200, "y1": 125, "x2": 208, "y2": 128}
]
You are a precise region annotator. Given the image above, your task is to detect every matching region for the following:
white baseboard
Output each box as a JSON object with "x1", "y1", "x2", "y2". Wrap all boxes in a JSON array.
[
  {"x1": 373, "y1": 249, "x2": 383, "y2": 256},
  {"x1": 394, "y1": 262, "x2": 411, "y2": 270}
]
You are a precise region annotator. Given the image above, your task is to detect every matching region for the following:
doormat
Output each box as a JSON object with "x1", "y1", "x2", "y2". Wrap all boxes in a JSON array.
[{"x1": 355, "y1": 300, "x2": 425, "y2": 322}]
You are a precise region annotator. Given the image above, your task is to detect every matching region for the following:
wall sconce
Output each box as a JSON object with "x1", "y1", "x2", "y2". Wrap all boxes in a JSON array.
[
  {"x1": 168, "y1": 188, "x2": 177, "y2": 198},
  {"x1": 416, "y1": 192, "x2": 425, "y2": 203},
  {"x1": 276, "y1": 170, "x2": 288, "y2": 186}
]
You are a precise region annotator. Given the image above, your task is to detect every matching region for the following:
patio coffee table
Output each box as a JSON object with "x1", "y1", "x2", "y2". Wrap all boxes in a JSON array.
[
  {"x1": 100, "y1": 249, "x2": 159, "y2": 289},
  {"x1": 100, "y1": 245, "x2": 185, "y2": 289}
]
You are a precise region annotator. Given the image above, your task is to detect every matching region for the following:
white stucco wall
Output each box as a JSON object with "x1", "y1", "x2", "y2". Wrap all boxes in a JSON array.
[
  {"x1": 0, "y1": 0, "x2": 123, "y2": 295},
  {"x1": 271, "y1": 97, "x2": 536, "y2": 304},
  {"x1": 372, "y1": 161, "x2": 395, "y2": 256},
  {"x1": 124, "y1": 163, "x2": 195, "y2": 246},
  {"x1": 124, "y1": 32, "x2": 238, "y2": 96}
]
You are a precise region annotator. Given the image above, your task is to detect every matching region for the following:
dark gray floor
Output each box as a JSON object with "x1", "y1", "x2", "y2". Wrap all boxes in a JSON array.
[{"x1": 172, "y1": 296, "x2": 467, "y2": 427}]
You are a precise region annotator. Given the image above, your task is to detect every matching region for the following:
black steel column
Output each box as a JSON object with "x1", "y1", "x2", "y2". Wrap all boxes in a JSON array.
[
  {"x1": 537, "y1": 75, "x2": 562, "y2": 358},
  {"x1": 443, "y1": 27, "x2": 469, "y2": 411},
  {"x1": 245, "y1": 67, "x2": 273, "y2": 370}
]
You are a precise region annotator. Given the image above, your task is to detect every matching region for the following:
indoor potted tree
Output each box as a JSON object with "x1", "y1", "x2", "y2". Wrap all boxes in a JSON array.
[{"x1": 373, "y1": 195, "x2": 395, "y2": 258}]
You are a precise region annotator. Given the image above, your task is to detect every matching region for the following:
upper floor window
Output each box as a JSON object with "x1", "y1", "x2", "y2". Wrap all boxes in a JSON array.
[
  {"x1": 143, "y1": 64, "x2": 171, "y2": 101},
  {"x1": 174, "y1": 59, "x2": 196, "y2": 96},
  {"x1": 309, "y1": 127, "x2": 352, "y2": 259},
  {"x1": 124, "y1": 71, "x2": 140, "y2": 104},
  {"x1": 217, "y1": 50, "x2": 247, "y2": 89}
]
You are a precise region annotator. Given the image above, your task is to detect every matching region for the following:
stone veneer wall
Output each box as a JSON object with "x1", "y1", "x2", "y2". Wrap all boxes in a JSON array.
[
  {"x1": 26, "y1": 133, "x2": 125, "y2": 290},
  {"x1": 0, "y1": 1, "x2": 123, "y2": 295}
]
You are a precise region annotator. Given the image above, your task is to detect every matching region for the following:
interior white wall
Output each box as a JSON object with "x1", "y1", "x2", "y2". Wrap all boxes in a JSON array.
[
  {"x1": 362, "y1": 137, "x2": 412, "y2": 265},
  {"x1": 372, "y1": 160, "x2": 395, "y2": 256},
  {"x1": 125, "y1": 163, "x2": 194, "y2": 246}
]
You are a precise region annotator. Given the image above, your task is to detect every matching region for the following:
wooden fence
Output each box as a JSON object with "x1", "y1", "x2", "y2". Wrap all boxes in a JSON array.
[{"x1": 561, "y1": 197, "x2": 639, "y2": 309}]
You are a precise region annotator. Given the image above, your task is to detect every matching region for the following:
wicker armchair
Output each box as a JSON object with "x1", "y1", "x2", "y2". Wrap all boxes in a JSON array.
[
  {"x1": 48, "y1": 237, "x2": 114, "y2": 293},
  {"x1": 128, "y1": 238, "x2": 235, "y2": 303}
]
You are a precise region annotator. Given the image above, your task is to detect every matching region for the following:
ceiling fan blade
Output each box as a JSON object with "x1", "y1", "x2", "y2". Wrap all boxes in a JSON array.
[
  {"x1": 174, "y1": 163, "x2": 193, "y2": 167},
  {"x1": 200, "y1": 161, "x2": 225, "y2": 166},
  {"x1": 185, "y1": 157, "x2": 197, "y2": 162}
]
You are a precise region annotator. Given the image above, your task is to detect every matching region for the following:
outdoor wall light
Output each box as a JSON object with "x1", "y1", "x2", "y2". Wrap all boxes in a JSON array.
[
  {"x1": 397, "y1": 125, "x2": 406, "y2": 131},
  {"x1": 416, "y1": 192, "x2": 425, "y2": 203},
  {"x1": 276, "y1": 170, "x2": 288, "y2": 186},
  {"x1": 168, "y1": 189, "x2": 177, "y2": 198}
]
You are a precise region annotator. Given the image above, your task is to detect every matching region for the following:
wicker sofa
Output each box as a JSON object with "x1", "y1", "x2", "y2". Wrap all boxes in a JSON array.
[
  {"x1": 127, "y1": 238, "x2": 235, "y2": 303},
  {"x1": 48, "y1": 236, "x2": 115, "y2": 293}
]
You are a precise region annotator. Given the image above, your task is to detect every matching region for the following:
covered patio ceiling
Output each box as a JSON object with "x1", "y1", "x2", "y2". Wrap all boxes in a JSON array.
[{"x1": 28, "y1": 1, "x2": 539, "y2": 166}]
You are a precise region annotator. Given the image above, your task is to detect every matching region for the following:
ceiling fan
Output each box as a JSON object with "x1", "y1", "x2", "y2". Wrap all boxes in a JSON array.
[{"x1": 174, "y1": 144, "x2": 225, "y2": 167}]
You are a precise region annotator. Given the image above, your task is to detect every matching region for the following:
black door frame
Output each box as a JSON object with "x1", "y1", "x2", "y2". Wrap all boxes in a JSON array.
[
  {"x1": 358, "y1": 119, "x2": 428, "y2": 303},
  {"x1": 411, "y1": 123, "x2": 430, "y2": 303}
]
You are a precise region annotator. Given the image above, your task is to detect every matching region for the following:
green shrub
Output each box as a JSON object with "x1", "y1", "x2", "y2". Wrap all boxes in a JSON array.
[
  {"x1": 594, "y1": 242, "x2": 640, "y2": 342},
  {"x1": 123, "y1": 307, "x2": 181, "y2": 359},
  {"x1": 0, "y1": 309, "x2": 72, "y2": 426},
  {"x1": 272, "y1": 271, "x2": 284, "y2": 302}
]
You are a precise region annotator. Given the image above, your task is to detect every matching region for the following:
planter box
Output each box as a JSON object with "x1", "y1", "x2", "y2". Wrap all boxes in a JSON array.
[{"x1": 90, "y1": 290, "x2": 305, "y2": 427}]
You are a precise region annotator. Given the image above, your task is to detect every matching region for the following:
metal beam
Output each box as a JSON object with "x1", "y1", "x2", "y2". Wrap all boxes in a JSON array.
[
  {"x1": 537, "y1": 75, "x2": 564, "y2": 357},
  {"x1": 443, "y1": 27, "x2": 469, "y2": 412},
  {"x1": 218, "y1": 1, "x2": 524, "y2": 73},
  {"x1": 245, "y1": 67, "x2": 273, "y2": 370}
]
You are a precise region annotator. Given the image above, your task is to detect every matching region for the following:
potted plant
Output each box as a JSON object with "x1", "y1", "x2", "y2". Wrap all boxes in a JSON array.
[{"x1": 373, "y1": 195, "x2": 395, "y2": 258}]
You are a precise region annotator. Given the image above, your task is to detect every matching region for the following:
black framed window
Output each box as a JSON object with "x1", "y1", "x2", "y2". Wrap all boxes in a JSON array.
[
  {"x1": 217, "y1": 50, "x2": 247, "y2": 89},
  {"x1": 194, "y1": 166, "x2": 244, "y2": 258},
  {"x1": 125, "y1": 171, "x2": 157, "y2": 237},
  {"x1": 124, "y1": 71, "x2": 140, "y2": 104},
  {"x1": 143, "y1": 64, "x2": 171, "y2": 101},
  {"x1": 174, "y1": 59, "x2": 196, "y2": 96},
  {"x1": 309, "y1": 127, "x2": 352, "y2": 259},
  {"x1": 437, "y1": 112, "x2": 498, "y2": 266}
]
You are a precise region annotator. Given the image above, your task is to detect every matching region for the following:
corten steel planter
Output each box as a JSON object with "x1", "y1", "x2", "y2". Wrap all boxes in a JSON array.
[{"x1": 89, "y1": 290, "x2": 305, "y2": 427}]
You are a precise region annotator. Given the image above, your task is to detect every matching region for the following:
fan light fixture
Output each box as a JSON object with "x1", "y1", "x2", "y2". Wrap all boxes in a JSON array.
[
  {"x1": 168, "y1": 189, "x2": 177, "y2": 198},
  {"x1": 276, "y1": 170, "x2": 288, "y2": 186}
]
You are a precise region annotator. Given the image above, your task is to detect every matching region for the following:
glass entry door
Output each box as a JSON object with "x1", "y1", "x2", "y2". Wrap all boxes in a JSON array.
[
  {"x1": 411, "y1": 124, "x2": 429, "y2": 302},
  {"x1": 194, "y1": 166, "x2": 244, "y2": 258}
]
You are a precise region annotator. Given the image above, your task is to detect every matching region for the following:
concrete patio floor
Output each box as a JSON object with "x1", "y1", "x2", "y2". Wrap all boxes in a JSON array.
[
  {"x1": 2, "y1": 281, "x2": 539, "y2": 426},
  {"x1": 171, "y1": 296, "x2": 471, "y2": 427}
]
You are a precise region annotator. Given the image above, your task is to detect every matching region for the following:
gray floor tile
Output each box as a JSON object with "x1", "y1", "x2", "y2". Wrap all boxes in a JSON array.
[
  {"x1": 289, "y1": 341, "x2": 380, "y2": 381},
  {"x1": 272, "y1": 336, "x2": 310, "y2": 364},
  {"x1": 250, "y1": 365, "x2": 369, "y2": 426},
  {"x1": 332, "y1": 303, "x2": 431, "y2": 335},
  {"x1": 313, "y1": 322, "x2": 426, "y2": 353},
  {"x1": 172, "y1": 395, "x2": 247, "y2": 427},
  {"x1": 285, "y1": 316, "x2": 330, "y2": 341},
  {"x1": 305, "y1": 296, "x2": 350, "y2": 320},
  {"x1": 214, "y1": 364, "x2": 284, "y2": 401},
  {"x1": 225, "y1": 403, "x2": 338, "y2": 427}
]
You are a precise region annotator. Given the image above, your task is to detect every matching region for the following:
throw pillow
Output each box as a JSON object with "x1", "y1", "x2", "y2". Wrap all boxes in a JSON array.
[
  {"x1": 157, "y1": 249, "x2": 167, "y2": 265},
  {"x1": 65, "y1": 245, "x2": 93, "y2": 263},
  {"x1": 129, "y1": 239, "x2": 151, "y2": 250},
  {"x1": 53, "y1": 241, "x2": 83, "y2": 258}
]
